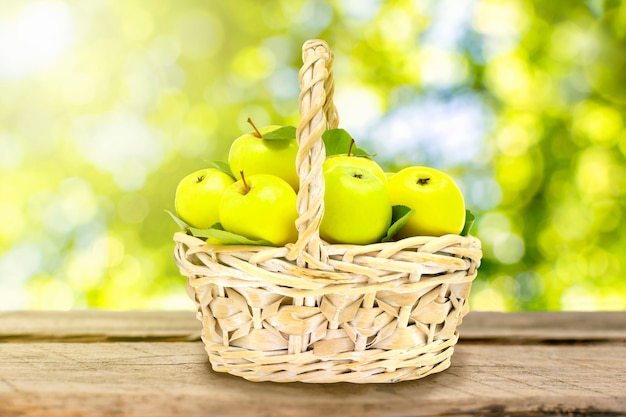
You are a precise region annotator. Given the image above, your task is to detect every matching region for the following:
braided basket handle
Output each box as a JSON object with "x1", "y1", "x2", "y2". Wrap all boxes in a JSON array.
[{"x1": 288, "y1": 40, "x2": 338, "y2": 265}]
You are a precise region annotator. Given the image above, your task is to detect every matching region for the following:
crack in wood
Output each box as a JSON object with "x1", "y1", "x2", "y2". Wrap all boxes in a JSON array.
[
  {"x1": 451, "y1": 404, "x2": 626, "y2": 417},
  {"x1": 0, "y1": 334, "x2": 201, "y2": 343}
]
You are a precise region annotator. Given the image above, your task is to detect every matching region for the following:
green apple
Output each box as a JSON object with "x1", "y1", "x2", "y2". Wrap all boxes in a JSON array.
[
  {"x1": 387, "y1": 166, "x2": 465, "y2": 238},
  {"x1": 175, "y1": 168, "x2": 235, "y2": 229},
  {"x1": 320, "y1": 163, "x2": 392, "y2": 244},
  {"x1": 323, "y1": 154, "x2": 388, "y2": 184},
  {"x1": 219, "y1": 173, "x2": 298, "y2": 246},
  {"x1": 228, "y1": 120, "x2": 299, "y2": 191}
]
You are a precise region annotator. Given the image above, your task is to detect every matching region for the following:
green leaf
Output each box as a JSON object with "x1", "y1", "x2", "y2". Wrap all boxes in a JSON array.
[
  {"x1": 322, "y1": 128, "x2": 374, "y2": 157},
  {"x1": 208, "y1": 160, "x2": 235, "y2": 179},
  {"x1": 166, "y1": 210, "x2": 273, "y2": 245},
  {"x1": 189, "y1": 223, "x2": 274, "y2": 246},
  {"x1": 381, "y1": 205, "x2": 416, "y2": 242},
  {"x1": 460, "y1": 210, "x2": 476, "y2": 237},
  {"x1": 262, "y1": 126, "x2": 297, "y2": 140}
]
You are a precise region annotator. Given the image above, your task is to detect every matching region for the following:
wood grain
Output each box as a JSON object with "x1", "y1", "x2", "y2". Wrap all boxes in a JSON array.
[
  {"x1": 0, "y1": 311, "x2": 625, "y2": 417},
  {"x1": 0, "y1": 310, "x2": 200, "y2": 342},
  {"x1": 1, "y1": 310, "x2": 625, "y2": 342}
]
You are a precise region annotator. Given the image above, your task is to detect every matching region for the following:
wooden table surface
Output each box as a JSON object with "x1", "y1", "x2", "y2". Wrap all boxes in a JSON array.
[{"x1": 1, "y1": 311, "x2": 624, "y2": 417}]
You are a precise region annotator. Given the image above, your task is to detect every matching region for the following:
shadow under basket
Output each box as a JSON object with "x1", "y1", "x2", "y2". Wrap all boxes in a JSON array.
[{"x1": 173, "y1": 39, "x2": 483, "y2": 384}]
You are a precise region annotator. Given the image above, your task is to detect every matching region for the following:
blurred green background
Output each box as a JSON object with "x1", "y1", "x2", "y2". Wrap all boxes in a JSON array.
[{"x1": 0, "y1": 0, "x2": 624, "y2": 311}]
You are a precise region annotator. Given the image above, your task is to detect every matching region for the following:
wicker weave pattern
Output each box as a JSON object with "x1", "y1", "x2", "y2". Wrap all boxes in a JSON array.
[{"x1": 173, "y1": 40, "x2": 482, "y2": 383}]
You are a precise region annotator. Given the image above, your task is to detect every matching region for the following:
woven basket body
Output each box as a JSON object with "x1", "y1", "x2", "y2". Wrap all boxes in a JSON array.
[{"x1": 174, "y1": 40, "x2": 482, "y2": 383}]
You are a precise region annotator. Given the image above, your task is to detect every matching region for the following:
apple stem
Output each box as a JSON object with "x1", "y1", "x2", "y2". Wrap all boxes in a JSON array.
[
  {"x1": 240, "y1": 170, "x2": 251, "y2": 194},
  {"x1": 348, "y1": 138, "x2": 355, "y2": 157},
  {"x1": 417, "y1": 177, "x2": 431, "y2": 186},
  {"x1": 247, "y1": 118, "x2": 263, "y2": 138}
]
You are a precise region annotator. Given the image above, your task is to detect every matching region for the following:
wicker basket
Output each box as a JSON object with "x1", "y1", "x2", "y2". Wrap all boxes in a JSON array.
[{"x1": 174, "y1": 39, "x2": 482, "y2": 383}]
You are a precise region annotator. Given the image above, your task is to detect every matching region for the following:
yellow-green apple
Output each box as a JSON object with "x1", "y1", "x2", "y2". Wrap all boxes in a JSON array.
[
  {"x1": 387, "y1": 166, "x2": 465, "y2": 238},
  {"x1": 323, "y1": 154, "x2": 387, "y2": 184},
  {"x1": 219, "y1": 172, "x2": 298, "y2": 246},
  {"x1": 320, "y1": 163, "x2": 392, "y2": 244},
  {"x1": 175, "y1": 168, "x2": 235, "y2": 229},
  {"x1": 228, "y1": 120, "x2": 299, "y2": 191}
]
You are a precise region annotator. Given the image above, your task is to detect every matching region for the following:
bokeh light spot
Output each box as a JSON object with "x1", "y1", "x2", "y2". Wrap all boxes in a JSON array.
[
  {"x1": 496, "y1": 124, "x2": 531, "y2": 156},
  {"x1": 74, "y1": 111, "x2": 165, "y2": 191},
  {"x1": 340, "y1": 0, "x2": 381, "y2": 21},
  {"x1": 470, "y1": 178, "x2": 502, "y2": 210},
  {"x1": 495, "y1": 153, "x2": 536, "y2": 192},
  {"x1": 573, "y1": 101, "x2": 623, "y2": 146},
  {"x1": 493, "y1": 232, "x2": 525, "y2": 264},
  {"x1": 334, "y1": 85, "x2": 382, "y2": 137},
  {"x1": 552, "y1": 202, "x2": 592, "y2": 242},
  {"x1": 471, "y1": 0, "x2": 529, "y2": 58},
  {"x1": 378, "y1": 7, "x2": 414, "y2": 43},
  {"x1": 176, "y1": 11, "x2": 222, "y2": 60},
  {"x1": 575, "y1": 147, "x2": 616, "y2": 200},
  {"x1": 420, "y1": 47, "x2": 468, "y2": 89},
  {"x1": 0, "y1": 0, "x2": 75, "y2": 79},
  {"x1": 232, "y1": 46, "x2": 276, "y2": 81},
  {"x1": 0, "y1": 133, "x2": 24, "y2": 169}
]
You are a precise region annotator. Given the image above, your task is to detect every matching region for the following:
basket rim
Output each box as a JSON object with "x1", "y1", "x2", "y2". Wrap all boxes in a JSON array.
[
  {"x1": 174, "y1": 230, "x2": 481, "y2": 293},
  {"x1": 174, "y1": 230, "x2": 481, "y2": 253}
]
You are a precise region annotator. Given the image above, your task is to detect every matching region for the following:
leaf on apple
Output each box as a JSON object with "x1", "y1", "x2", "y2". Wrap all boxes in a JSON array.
[
  {"x1": 262, "y1": 126, "x2": 297, "y2": 140},
  {"x1": 189, "y1": 223, "x2": 274, "y2": 246},
  {"x1": 322, "y1": 129, "x2": 374, "y2": 157},
  {"x1": 166, "y1": 210, "x2": 274, "y2": 245},
  {"x1": 460, "y1": 210, "x2": 475, "y2": 237},
  {"x1": 381, "y1": 205, "x2": 416, "y2": 243},
  {"x1": 207, "y1": 160, "x2": 236, "y2": 179}
]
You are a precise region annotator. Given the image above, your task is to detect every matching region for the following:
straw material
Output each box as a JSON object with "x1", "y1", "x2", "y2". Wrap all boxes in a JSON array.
[{"x1": 174, "y1": 39, "x2": 482, "y2": 383}]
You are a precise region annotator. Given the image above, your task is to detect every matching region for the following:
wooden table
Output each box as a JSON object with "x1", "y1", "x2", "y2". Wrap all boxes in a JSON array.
[{"x1": 1, "y1": 311, "x2": 624, "y2": 416}]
